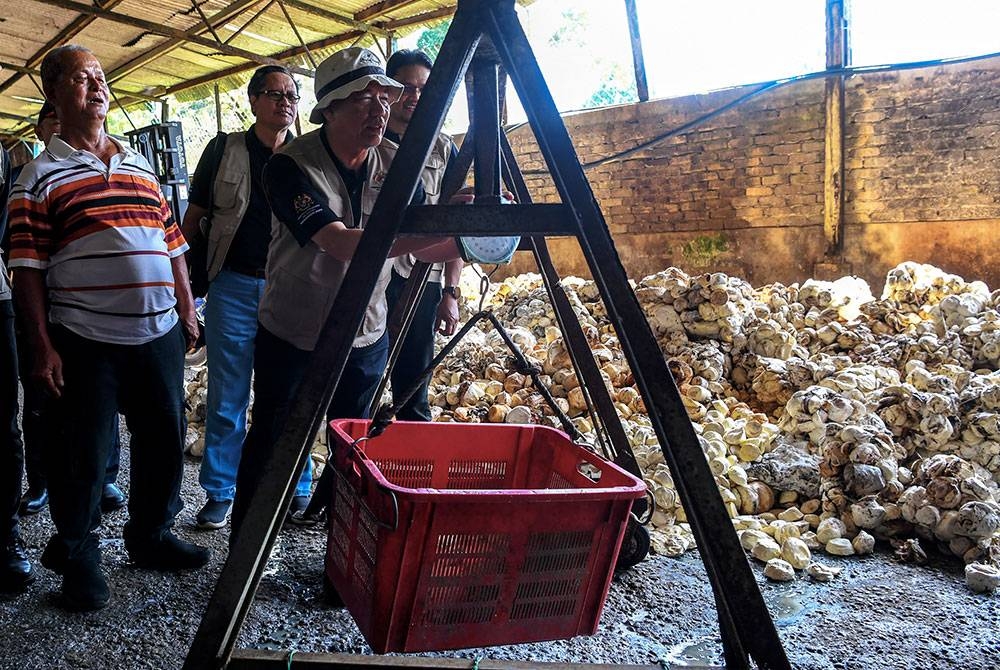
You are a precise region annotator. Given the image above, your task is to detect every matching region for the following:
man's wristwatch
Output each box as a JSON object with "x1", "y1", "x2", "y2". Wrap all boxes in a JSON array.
[{"x1": 442, "y1": 285, "x2": 461, "y2": 300}]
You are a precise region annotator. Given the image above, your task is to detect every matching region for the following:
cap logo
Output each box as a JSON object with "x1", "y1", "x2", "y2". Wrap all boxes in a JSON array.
[{"x1": 358, "y1": 50, "x2": 382, "y2": 67}]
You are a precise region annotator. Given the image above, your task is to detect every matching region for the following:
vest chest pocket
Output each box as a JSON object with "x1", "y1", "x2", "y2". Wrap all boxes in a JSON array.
[
  {"x1": 421, "y1": 154, "x2": 446, "y2": 200},
  {"x1": 213, "y1": 168, "x2": 245, "y2": 212},
  {"x1": 361, "y1": 187, "x2": 377, "y2": 226}
]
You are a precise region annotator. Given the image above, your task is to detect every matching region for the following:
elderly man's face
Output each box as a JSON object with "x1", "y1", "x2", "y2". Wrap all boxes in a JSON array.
[
  {"x1": 322, "y1": 81, "x2": 399, "y2": 151},
  {"x1": 51, "y1": 51, "x2": 109, "y2": 124}
]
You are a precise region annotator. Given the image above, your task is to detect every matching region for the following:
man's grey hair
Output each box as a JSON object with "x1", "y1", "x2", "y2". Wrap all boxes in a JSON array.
[{"x1": 40, "y1": 45, "x2": 94, "y2": 98}]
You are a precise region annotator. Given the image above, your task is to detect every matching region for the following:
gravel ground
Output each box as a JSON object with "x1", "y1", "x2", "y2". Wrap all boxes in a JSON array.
[{"x1": 2, "y1": 444, "x2": 999, "y2": 670}]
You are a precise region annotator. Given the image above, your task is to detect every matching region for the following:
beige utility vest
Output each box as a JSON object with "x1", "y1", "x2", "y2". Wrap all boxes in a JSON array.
[
  {"x1": 0, "y1": 257, "x2": 10, "y2": 303},
  {"x1": 204, "y1": 132, "x2": 252, "y2": 281},
  {"x1": 391, "y1": 131, "x2": 453, "y2": 282},
  {"x1": 258, "y1": 129, "x2": 395, "y2": 352},
  {"x1": 0, "y1": 147, "x2": 10, "y2": 302}
]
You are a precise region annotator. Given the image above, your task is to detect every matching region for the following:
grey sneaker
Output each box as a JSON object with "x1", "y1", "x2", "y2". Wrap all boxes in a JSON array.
[{"x1": 196, "y1": 499, "x2": 232, "y2": 530}]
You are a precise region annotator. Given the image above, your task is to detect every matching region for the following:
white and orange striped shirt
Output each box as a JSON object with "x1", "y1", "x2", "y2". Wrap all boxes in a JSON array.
[{"x1": 8, "y1": 135, "x2": 188, "y2": 345}]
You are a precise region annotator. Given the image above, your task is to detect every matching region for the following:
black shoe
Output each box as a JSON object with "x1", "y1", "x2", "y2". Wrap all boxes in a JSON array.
[
  {"x1": 100, "y1": 483, "x2": 126, "y2": 513},
  {"x1": 40, "y1": 538, "x2": 68, "y2": 575},
  {"x1": 128, "y1": 532, "x2": 210, "y2": 571},
  {"x1": 61, "y1": 559, "x2": 109, "y2": 612},
  {"x1": 19, "y1": 488, "x2": 49, "y2": 516},
  {"x1": 289, "y1": 507, "x2": 326, "y2": 527},
  {"x1": 0, "y1": 538, "x2": 35, "y2": 593},
  {"x1": 287, "y1": 495, "x2": 323, "y2": 526},
  {"x1": 195, "y1": 499, "x2": 232, "y2": 530}
]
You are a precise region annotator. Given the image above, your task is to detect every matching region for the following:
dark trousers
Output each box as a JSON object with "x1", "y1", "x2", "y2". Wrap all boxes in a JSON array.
[
  {"x1": 231, "y1": 325, "x2": 388, "y2": 537},
  {"x1": 0, "y1": 306, "x2": 24, "y2": 545},
  {"x1": 17, "y1": 322, "x2": 121, "y2": 494},
  {"x1": 47, "y1": 322, "x2": 186, "y2": 563},
  {"x1": 384, "y1": 270, "x2": 440, "y2": 422}
]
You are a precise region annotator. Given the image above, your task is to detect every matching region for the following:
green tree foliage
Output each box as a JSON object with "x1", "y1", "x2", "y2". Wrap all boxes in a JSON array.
[
  {"x1": 540, "y1": 7, "x2": 637, "y2": 111},
  {"x1": 586, "y1": 80, "x2": 638, "y2": 108},
  {"x1": 547, "y1": 8, "x2": 587, "y2": 47},
  {"x1": 416, "y1": 19, "x2": 451, "y2": 62},
  {"x1": 105, "y1": 86, "x2": 259, "y2": 177}
]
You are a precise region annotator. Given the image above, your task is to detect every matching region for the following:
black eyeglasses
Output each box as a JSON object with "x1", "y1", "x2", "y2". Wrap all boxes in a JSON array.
[{"x1": 257, "y1": 90, "x2": 301, "y2": 103}]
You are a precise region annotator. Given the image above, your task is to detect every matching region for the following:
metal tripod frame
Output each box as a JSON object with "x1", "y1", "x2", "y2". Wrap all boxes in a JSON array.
[{"x1": 184, "y1": 1, "x2": 791, "y2": 667}]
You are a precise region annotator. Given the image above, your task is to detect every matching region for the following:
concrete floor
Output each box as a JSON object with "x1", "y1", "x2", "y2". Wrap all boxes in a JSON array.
[{"x1": 2, "y1": 450, "x2": 999, "y2": 670}]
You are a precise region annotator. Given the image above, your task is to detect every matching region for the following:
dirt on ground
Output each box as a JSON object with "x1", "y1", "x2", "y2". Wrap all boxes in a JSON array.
[{"x1": 1, "y1": 444, "x2": 999, "y2": 670}]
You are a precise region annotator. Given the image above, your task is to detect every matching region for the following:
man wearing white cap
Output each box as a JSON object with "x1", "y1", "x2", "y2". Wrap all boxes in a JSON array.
[{"x1": 230, "y1": 47, "x2": 459, "y2": 536}]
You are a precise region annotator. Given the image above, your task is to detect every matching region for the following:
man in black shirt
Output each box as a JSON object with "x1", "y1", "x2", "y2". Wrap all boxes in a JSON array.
[
  {"x1": 383, "y1": 49, "x2": 463, "y2": 422},
  {"x1": 180, "y1": 65, "x2": 309, "y2": 530}
]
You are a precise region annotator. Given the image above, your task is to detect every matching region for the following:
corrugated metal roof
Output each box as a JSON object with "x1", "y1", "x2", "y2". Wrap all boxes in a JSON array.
[{"x1": 0, "y1": 0, "x2": 531, "y2": 141}]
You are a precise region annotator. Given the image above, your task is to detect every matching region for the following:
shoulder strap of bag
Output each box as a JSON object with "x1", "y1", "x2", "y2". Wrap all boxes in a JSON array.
[{"x1": 203, "y1": 131, "x2": 229, "y2": 230}]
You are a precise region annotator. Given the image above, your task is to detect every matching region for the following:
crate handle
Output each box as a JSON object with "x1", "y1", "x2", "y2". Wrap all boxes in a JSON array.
[
  {"x1": 343, "y1": 436, "x2": 399, "y2": 532},
  {"x1": 372, "y1": 486, "x2": 399, "y2": 532},
  {"x1": 576, "y1": 460, "x2": 603, "y2": 483}
]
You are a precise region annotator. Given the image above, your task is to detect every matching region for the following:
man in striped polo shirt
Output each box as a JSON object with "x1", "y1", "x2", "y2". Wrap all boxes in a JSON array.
[{"x1": 8, "y1": 45, "x2": 210, "y2": 612}]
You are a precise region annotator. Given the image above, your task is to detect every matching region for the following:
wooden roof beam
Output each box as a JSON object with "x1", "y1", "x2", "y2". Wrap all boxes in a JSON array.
[
  {"x1": 377, "y1": 6, "x2": 454, "y2": 31},
  {"x1": 32, "y1": 0, "x2": 313, "y2": 78},
  {"x1": 0, "y1": 0, "x2": 128, "y2": 96},
  {"x1": 0, "y1": 110, "x2": 36, "y2": 124},
  {"x1": 106, "y1": 0, "x2": 268, "y2": 83},
  {"x1": 356, "y1": 0, "x2": 425, "y2": 23},
  {"x1": 163, "y1": 29, "x2": 366, "y2": 97},
  {"x1": 279, "y1": 0, "x2": 388, "y2": 36},
  {"x1": 0, "y1": 60, "x2": 163, "y2": 102}
]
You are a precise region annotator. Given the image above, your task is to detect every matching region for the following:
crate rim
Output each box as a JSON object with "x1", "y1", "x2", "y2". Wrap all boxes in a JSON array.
[{"x1": 329, "y1": 418, "x2": 647, "y2": 502}]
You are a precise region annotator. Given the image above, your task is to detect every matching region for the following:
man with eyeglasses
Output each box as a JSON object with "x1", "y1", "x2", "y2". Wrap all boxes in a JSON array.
[
  {"x1": 383, "y1": 49, "x2": 464, "y2": 423},
  {"x1": 180, "y1": 65, "x2": 308, "y2": 531},
  {"x1": 230, "y1": 47, "x2": 460, "y2": 538}
]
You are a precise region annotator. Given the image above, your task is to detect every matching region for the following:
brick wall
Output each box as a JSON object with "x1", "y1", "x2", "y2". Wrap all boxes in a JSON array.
[{"x1": 500, "y1": 56, "x2": 1000, "y2": 293}]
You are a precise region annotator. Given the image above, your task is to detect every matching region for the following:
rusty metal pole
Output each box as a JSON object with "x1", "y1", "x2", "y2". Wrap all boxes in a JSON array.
[
  {"x1": 214, "y1": 83, "x2": 223, "y2": 133},
  {"x1": 823, "y1": 0, "x2": 847, "y2": 255},
  {"x1": 623, "y1": 0, "x2": 648, "y2": 102}
]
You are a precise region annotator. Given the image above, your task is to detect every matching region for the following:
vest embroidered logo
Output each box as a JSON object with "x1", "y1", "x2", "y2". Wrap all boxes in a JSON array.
[
  {"x1": 293, "y1": 192, "x2": 316, "y2": 214},
  {"x1": 370, "y1": 170, "x2": 387, "y2": 190},
  {"x1": 293, "y1": 192, "x2": 321, "y2": 225}
]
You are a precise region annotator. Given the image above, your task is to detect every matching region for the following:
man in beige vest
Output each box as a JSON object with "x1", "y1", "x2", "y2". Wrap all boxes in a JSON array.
[
  {"x1": 383, "y1": 48, "x2": 464, "y2": 422},
  {"x1": 230, "y1": 47, "x2": 459, "y2": 537},
  {"x1": 180, "y1": 65, "x2": 310, "y2": 531}
]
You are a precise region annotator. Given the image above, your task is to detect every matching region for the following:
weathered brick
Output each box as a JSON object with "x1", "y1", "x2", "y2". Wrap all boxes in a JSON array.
[{"x1": 499, "y1": 57, "x2": 1000, "y2": 292}]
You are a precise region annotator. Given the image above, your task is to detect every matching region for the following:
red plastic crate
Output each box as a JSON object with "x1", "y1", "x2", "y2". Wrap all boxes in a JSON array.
[{"x1": 324, "y1": 419, "x2": 646, "y2": 653}]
